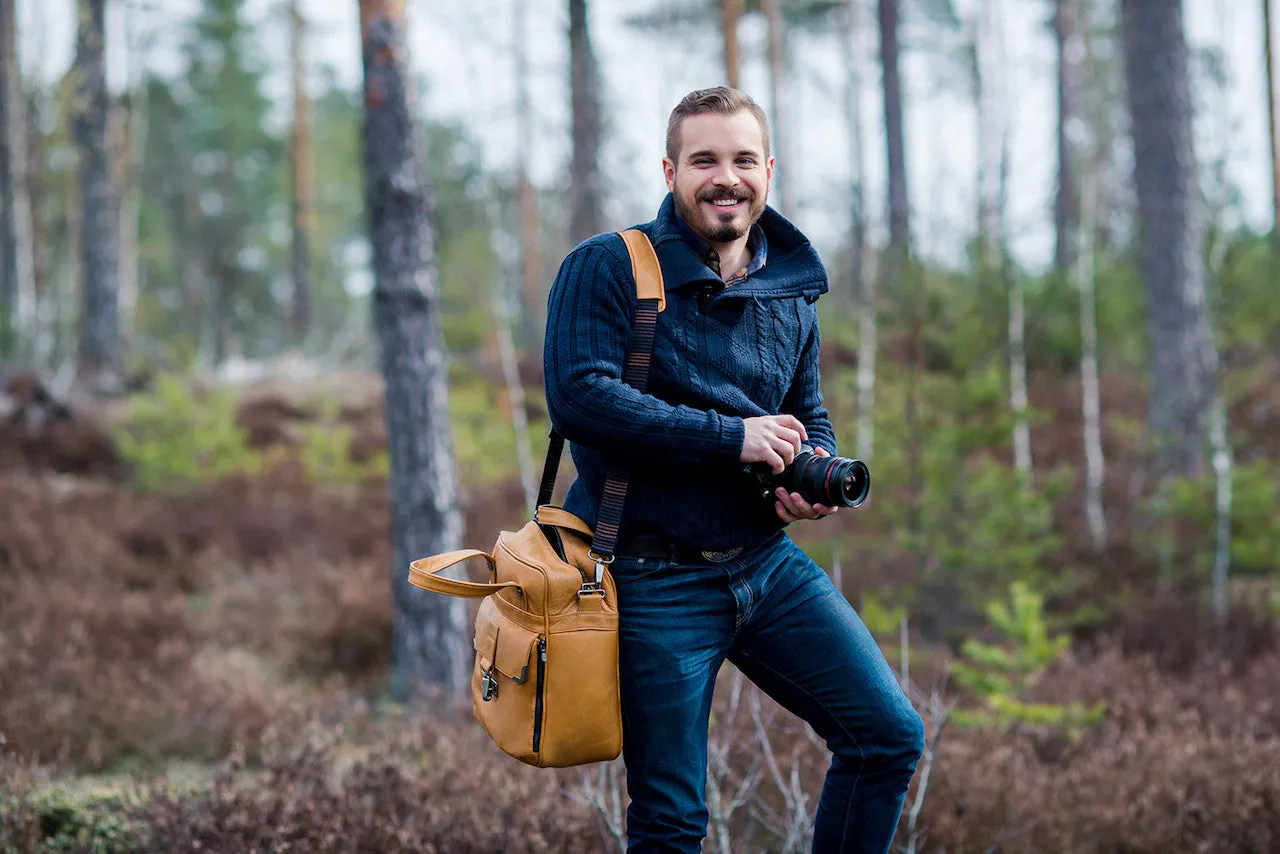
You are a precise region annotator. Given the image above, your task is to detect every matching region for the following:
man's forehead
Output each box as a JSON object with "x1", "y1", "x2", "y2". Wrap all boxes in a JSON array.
[{"x1": 678, "y1": 111, "x2": 765, "y2": 156}]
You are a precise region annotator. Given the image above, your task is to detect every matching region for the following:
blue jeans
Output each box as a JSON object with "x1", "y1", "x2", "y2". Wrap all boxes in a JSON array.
[{"x1": 612, "y1": 531, "x2": 924, "y2": 853}]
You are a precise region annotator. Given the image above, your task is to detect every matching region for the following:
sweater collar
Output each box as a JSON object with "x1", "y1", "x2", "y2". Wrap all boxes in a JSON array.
[
  {"x1": 646, "y1": 193, "x2": 829, "y2": 303},
  {"x1": 674, "y1": 212, "x2": 768, "y2": 282}
]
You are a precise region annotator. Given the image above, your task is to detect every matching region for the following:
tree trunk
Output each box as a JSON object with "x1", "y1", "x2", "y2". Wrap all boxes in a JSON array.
[
  {"x1": 112, "y1": 95, "x2": 138, "y2": 361},
  {"x1": 1077, "y1": 155, "x2": 1107, "y2": 548},
  {"x1": 1121, "y1": 0, "x2": 1219, "y2": 480},
  {"x1": 1054, "y1": 0, "x2": 1080, "y2": 271},
  {"x1": 1002, "y1": 135, "x2": 1032, "y2": 477},
  {"x1": 976, "y1": 0, "x2": 1032, "y2": 476},
  {"x1": 1266, "y1": 0, "x2": 1280, "y2": 233},
  {"x1": 73, "y1": 0, "x2": 121, "y2": 392},
  {"x1": 492, "y1": 282, "x2": 538, "y2": 514},
  {"x1": 878, "y1": 0, "x2": 909, "y2": 252},
  {"x1": 514, "y1": 0, "x2": 543, "y2": 349},
  {"x1": 290, "y1": 0, "x2": 314, "y2": 344},
  {"x1": 0, "y1": 0, "x2": 35, "y2": 362},
  {"x1": 115, "y1": 0, "x2": 145, "y2": 362},
  {"x1": 26, "y1": 93, "x2": 51, "y2": 368},
  {"x1": 1074, "y1": 0, "x2": 1107, "y2": 549},
  {"x1": 721, "y1": 0, "x2": 742, "y2": 88},
  {"x1": 878, "y1": 0, "x2": 921, "y2": 579},
  {"x1": 568, "y1": 0, "x2": 605, "y2": 245},
  {"x1": 842, "y1": 0, "x2": 877, "y2": 462},
  {"x1": 974, "y1": 0, "x2": 1000, "y2": 266},
  {"x1": 760, "y1": 0, "x2": 791, "y2": 216},
  {"x1": 359, "y1": 0, "x2": 469, "y2": 698}
]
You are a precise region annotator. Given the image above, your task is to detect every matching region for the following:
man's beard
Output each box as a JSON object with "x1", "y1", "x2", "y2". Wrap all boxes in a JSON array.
[{"x1": 673, "y1": 184, "x2": 767, "y2": 244}]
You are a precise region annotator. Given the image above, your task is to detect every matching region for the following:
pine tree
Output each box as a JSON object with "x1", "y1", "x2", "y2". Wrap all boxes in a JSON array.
[{"x1": 359, "y1": 0, "x2": 469, "y2": 697}]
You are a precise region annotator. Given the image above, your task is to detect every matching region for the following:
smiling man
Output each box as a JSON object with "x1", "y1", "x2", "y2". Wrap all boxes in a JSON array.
[{"x1": 544, "y1": 87, "x2": 923, "y2": 853}]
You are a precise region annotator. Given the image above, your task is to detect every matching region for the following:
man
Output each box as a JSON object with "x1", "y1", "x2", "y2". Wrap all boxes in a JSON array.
[{"x1": 544, "y1": 87, "x2": 924, "y2": 854}]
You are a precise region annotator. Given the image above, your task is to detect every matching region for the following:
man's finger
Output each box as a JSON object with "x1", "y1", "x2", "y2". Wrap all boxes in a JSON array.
[{"x1": 776, "y1": 414, "x2": 807, "y2": 436}]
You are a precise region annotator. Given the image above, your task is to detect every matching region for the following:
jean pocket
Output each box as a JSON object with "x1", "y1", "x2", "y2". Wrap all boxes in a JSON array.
[{"x1": 607, "y1": 555, "x2": 669, "y2": 586}]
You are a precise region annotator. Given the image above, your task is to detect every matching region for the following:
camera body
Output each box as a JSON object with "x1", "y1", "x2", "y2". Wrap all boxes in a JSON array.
[{"x1": 749, "y1": 444, "x2": 871, "y2": 508}]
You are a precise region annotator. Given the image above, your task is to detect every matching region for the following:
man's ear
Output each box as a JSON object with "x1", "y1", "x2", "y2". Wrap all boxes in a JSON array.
[
  {"x1": 766, "y1": 155, "x2": 775, "y2": 184},
  {"x1": 662, "y1": 157, "x2": 676, "y2": 192}
]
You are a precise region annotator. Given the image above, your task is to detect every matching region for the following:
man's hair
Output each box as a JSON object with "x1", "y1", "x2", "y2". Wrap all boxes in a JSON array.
[{"x1": 665, "y1": 87, "x2": 771, "y2": 163}]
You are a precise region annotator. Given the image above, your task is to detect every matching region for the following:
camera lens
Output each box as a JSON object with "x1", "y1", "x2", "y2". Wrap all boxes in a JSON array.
[
  {"x1": 830, "y1": 458, "x2": 870, "y2": 507},
  {"x1": 778, "y1": 452, "x2": 870, "y2": 508}
]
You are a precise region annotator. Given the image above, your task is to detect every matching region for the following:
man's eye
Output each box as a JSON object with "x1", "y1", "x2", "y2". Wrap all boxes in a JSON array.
[{"x1": 737, "y1": 159, "x2": 756, "y2": 166}]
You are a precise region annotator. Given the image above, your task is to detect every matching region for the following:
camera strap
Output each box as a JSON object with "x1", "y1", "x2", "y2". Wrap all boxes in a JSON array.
[{"x1": 538, "y1": 228, "x2": 666, "y2": 560}]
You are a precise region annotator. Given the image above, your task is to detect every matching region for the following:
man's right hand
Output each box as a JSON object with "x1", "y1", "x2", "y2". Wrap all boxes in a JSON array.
[{"x1": 740, "y1": 415, "x2": 808, "y2": 474}]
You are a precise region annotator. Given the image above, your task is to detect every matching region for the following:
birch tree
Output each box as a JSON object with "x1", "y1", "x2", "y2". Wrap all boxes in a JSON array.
[
  {"x1": 1076, "y1": 126, "x2": 1107, "y2": 548},
  {"x1": 841, "y1": 0, "x2": 877, "y2": 462},
  {"x1": 760, "y1": 0, "x2": 792, "y2": 216},
  {"x1": 359, "y1": 0, "x2": 469, "y2": 696},
  {"x1": 974, "y1": 0, "x2": 1031, "y2": 476},
  {"x1": 73, "y1": 0, "x2": 122, "y2": 392},
  {"x1": 290, "y1": 0, "x2": 314, "y2": 344},
  {"x1": 1065, "y1": 0, "x2": 1107, "y2": 548},
  {"x1": 0, "y1": 0, "x2": 35, "y2": 362},
  {"x1": 1266, "y1": 0, "x2": 1279, "y2": 233},
  {"x1": 113, "y1": 16, "x2": 141, "y2": 357},
  {"x1": 514, "y1": 0, "x2": 543, "y2": 348}
]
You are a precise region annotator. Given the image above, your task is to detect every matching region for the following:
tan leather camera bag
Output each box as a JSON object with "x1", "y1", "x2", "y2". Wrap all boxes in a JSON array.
[{"x1": 407, "y1": 229, "x2": 665, "y2": 768}]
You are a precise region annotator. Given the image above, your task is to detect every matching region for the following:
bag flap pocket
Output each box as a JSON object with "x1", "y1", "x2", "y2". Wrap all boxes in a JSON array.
[{"x1": 473, "y1": 599, "x2": 538, "y2": 683}]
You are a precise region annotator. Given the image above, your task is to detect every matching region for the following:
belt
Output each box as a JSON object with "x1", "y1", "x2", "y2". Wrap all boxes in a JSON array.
[{"x1": 614, "y1": 533, "x2": 745, "y2": 565}]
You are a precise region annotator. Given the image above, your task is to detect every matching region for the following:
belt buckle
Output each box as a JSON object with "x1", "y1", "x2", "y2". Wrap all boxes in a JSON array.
[{"x1": 699, "y1": 547, "x2": 744, "y2": 563}]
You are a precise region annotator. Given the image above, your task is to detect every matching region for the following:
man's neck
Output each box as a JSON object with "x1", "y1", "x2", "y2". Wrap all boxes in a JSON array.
[{"x1": 710, "y1": 238, "x2": 751, "y2": 282}]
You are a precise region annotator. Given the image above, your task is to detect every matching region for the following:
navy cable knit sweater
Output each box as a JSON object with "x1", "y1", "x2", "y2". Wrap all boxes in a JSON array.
[{"x1": 543, "y1": 194, "x2": 836, "y2": 550}]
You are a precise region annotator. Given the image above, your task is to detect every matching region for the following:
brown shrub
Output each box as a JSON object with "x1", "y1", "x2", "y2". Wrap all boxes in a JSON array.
[
  {"x1": 0, "y1": 577, "x2": 291, "y2": 771},
  {"x1": 0, "y1": 372, "x2": 123, "y2": 478},
  {"x1": 132, "y1": 719, "x2": 598, "y2": 854},
  {"x1": 907, "y1": 637, "x2": 1280, "y2": 853},
  {"x1": 0, "y1": 472, "x2": 392, "y2": 772},
  {"x1": 916, "y1": 723, "x2": 1280, "y2": 853}
]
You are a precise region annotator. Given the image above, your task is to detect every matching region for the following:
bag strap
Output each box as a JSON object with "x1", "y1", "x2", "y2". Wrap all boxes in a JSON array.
[
  {"x1": 408, "y1": 550, "x2": 521, "y2": 598},
  {"x1": 538, "y1": 228, "x2": 666, "y2": 561}
]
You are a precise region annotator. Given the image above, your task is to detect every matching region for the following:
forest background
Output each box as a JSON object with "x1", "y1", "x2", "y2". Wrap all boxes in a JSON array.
[{"x1": 2, "y1": 0, "x2": 1280, "y2": 851}]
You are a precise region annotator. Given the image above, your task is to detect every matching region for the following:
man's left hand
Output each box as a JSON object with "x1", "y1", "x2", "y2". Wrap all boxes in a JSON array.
[{"x1": 774, "y1": 447, "x2": 840, "y2": 523}]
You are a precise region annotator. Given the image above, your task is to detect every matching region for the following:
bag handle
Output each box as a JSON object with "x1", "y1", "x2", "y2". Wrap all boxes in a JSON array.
[
  {"x1": 408, "y1": 549, "x2": 521, "y2": 598},
  {"x1": 539, "y1": 229, "x2": 666, "y2": 564}
]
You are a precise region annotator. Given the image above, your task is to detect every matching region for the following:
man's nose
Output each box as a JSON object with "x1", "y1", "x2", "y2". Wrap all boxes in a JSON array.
[{"x1": 710, "y1": 165, "x2": 741, "y2": 186}]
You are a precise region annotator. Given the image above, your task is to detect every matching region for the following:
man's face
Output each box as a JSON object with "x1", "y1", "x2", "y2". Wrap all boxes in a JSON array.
[{"x1": 663, "y1": 110, "x2": 773, "y2": 246}]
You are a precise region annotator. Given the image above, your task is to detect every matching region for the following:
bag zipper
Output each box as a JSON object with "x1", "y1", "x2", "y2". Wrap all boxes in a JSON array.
[{"x1": 532, "y1": 636, "x2": 547, "y2": 753}]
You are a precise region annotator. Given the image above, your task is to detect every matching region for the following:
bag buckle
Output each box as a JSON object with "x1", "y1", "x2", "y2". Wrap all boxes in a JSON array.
[
  {"x1": 581, "y1": 551, "x2": 613, "y2": 596},
  {"x1": 480, "y1": 669, "x2": 499, "y2": 701}
]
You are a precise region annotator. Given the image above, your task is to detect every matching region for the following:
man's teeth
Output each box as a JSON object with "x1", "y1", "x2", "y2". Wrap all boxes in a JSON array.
[{"x1": 712, "y1": 199, "x2": 740, "y2": 206}]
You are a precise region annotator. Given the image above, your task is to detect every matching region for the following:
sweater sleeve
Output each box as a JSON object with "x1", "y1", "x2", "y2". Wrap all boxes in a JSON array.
[
  {"x1": 780, "y1": 317, "x2": 838, "y2": 457},
  {"x1": 543, "y1": 238, "x2": 746, "y2": 465}
]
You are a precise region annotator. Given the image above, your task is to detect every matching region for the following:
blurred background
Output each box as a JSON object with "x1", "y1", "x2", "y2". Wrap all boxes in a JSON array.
[{"x1": 1, "y1": 0, "x2": 1280, "y2": 851}]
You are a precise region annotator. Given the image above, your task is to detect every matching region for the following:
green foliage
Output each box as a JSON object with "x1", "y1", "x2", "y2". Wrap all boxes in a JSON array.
[
  {"x1": 1216, "y1": 234, "x2": 1280, "y2": 353},
  {"x1": 113, "y1": 375, "x2": 262, "y2": 491},
  {"x1": 858, "y1": 592, "x2": 907, "y2": 638},
  {"x1": 952, "y1": 582, "x2": 1106, "y2": 731},
  {"x1": 294, "y1": 407, "x2": 388, "y2": 485},
  {"x1": 3, "y1": 787, "x2": 141, "y2": 854},
  {"x1": 868, "y1": 369, "x2": 1069, "y2": 604},
  {"x1": 450, "y1": 373, "x2": 550, "y2": 492},
  {"x1": 1165, "y1": 459, "x2": 1280, "y2": 576}
]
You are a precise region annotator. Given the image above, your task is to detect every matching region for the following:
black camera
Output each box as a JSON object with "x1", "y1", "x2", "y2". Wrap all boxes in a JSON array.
[{"x1": 750, "y1": 444, "x2": 871, "y2": 508}]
